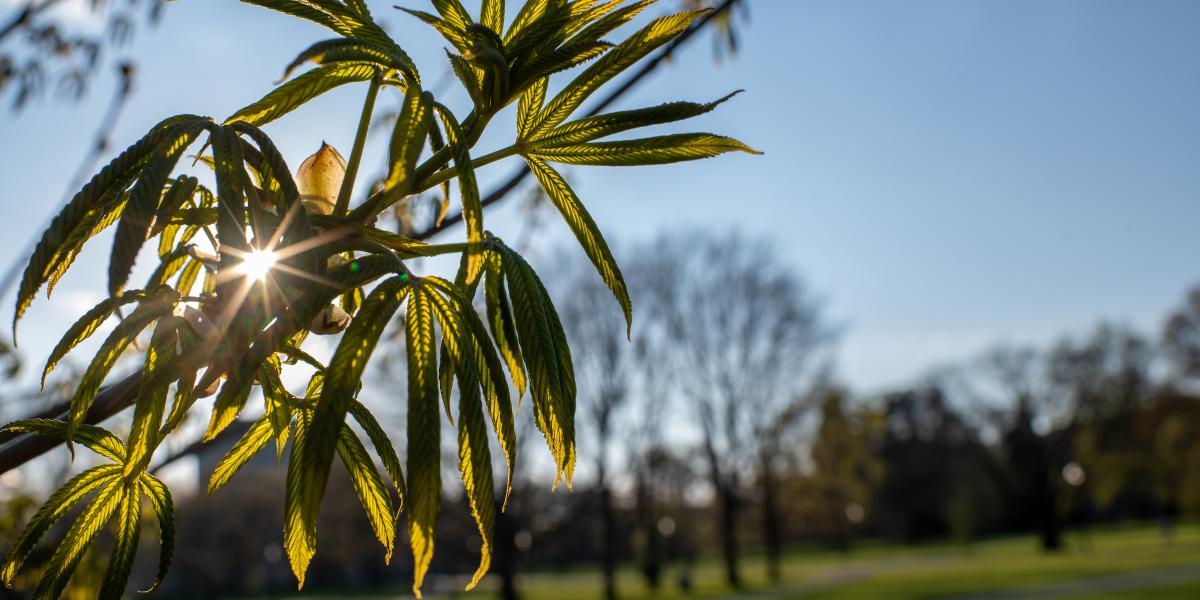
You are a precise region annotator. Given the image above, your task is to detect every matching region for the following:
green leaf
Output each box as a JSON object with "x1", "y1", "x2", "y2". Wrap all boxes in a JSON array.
[
  {"x1": 565, "y1": 0, "x2": 629, "y2": 37},
  {"x1": 208, "y1": 415, "x2": 274, "y2": 495},
  {"x1": 349, "y1": 401, "x2": 406, "y2": 504},
  {"x1": 505, "y1": 0, "x2": 571, "y2": 66},
  {"x1": 261, "y1": 364, "x2": 296, "y2": 463},
  {"x1": 427, "y1": 275, "x2": 517, "y2": 503},
  {"x1": 205, "y1": 365, "x2": 256, "y2": 442},
  {"x1": 525, "y1": 156, "x2": 631, "y2": 334},
  {"x1": 282, "y1": 37, "x2": 417, "y2": 84},
  {"x1": 144, "y1": 243, "x2": 191, "y2": 290},
  {"x1": 137, "y1": 473, "x2": 174, "y2": 593},
  {"x1": 485, "y1": 250, "x2": 528, "y2": 399},
  {"x1": 13, "y1": 114, "x2": 206, "y2": 336},
  {"x1": 33, "y1": 478, "x2": 124, "y2": 599},
  {"x1": 567, "y1": 0, "x2": 655, "y2": 42},
  {"x1": 151, "y1": 175, "x2": 199, "y2": 240},
  {"x1": 481, "y1": 0, "x2": 504, "y2": 33},
  {"x1": 124, "y1": 318, "x2": 181, "y2": 478},
  {"x1": 98, "y1": 483, "x2": 141, "y2": 600},
  {"x1": 433, "y1": 104, "x2": 484, "y2": 285},
  {"x1": 68, "y1": 289, "x2": 180, "y2": 445},
  {"x1": 160, "y1": 367, "x2": 197, "y2": 438},
  {"x1": 299, "y1": 277, "x2": 410, "y2": 562},
  {"x1": 225, "y1": 62, "x2": 378, "y2": 128},
  {"x1": 529, "y1": 10, "x2": 702, "y2": 136},
  {"x1": 501, "y1": 246, "x2": 576, "y2": 487},
  {"x1": 41, "y1": 291, "x2": 145, "y2": 389},
  {"x1": 431, "y1": 0, "x2": 474, "y2": 33},
  {"x1": 405, "y1": 284, "x2": 441, "y2": 598},
  {"x1": 285, "y1": 408, "x2": 316, "y2": 588},
  {"x1": 513, "y1": 0, "x2": 646, "y2": 84},
  {"x1": 454, "y1": 357, "x2": 495, "y2": 590},
  {"x1": 209, "y1": 125, "x2": 250, "y2": 304},
  {"x1": 0, "y1": 465, "x2": 120, "y2": 586},
  {"x1": 358, "y1": 228, "x2": 445, "y2": 258},
  {"x1": 175, "y1": 257, "x2": 203, "y2": 296},
  {"x1": 505, "y1": 0, "x2": 556, "y2": 45},
  {"x1": 239, "y1": 0, "x2": 344, "y2": 32},
  {"x1": 382, "y1": 86, "x2": 433, "y2": 197},
  {"x1": 336, "y1": 425, "x2": 396, "y2": 561},
  {"x1": 108, "y1": 123, "x2": 204, "y2": 295},
  {"x1": 398, "y1": 8, "x2": 471, "y2": 51},
  {"x1": 0, "y1": 420, "x2": 127, "y2": 463},
  {"x1": 532, "y1": 133, "x2": 761, "y2": 166},
  {"x1": 517, "y1": 76, "x2": 547, "y2": 139},
  {"x1": 229, "y1": 121, "x2": 321, "y2": 278},
  {"x1": 533, "y1": 91, "x2": 741, "y2": 148},
  {"x1": 244, "y1": 0, "x2": 399, "y2": 50},
  {"x1": 448, "y1": 51, "x2": 485, "y2": 107},
  {"x1": 46, "y1": 194, "x2": 128, "y2": 298}
]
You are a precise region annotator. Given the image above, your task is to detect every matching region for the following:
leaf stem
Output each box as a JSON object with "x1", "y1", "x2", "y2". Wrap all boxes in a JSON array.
[
  {"x1": 335, "y1": 74, "x2": 382, "y2": 216},
  {"x1": 418, "y1": 144, "x2": 521, "y2": 192},
  {"x1": 350, "y1": 109, "x2": 495, "y2": 224}
]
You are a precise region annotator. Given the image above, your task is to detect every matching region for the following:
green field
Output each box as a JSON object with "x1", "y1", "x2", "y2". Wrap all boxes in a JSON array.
[{"x1": 249, "y1": 523, "x2": 1200, "y2": 599}]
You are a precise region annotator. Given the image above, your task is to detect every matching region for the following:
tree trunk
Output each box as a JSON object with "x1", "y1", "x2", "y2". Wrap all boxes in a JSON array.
[
  {"x1": 635, "y1": 470, "x2": 661, "y2": 590},
  {"x1": 1039, "y1": 469, "x2": 1061, "y2": 551},
  {"x1": 599, "y1": 472, "x2": 617, "y2": 600},
  {"x1": 718, "y1": 482, "x2": 742, "y2": 588},
  {"x1": 495, "y1": 503, "x2": 520, "y2": 600},
  {"x1": 760, "y1": 468, "x2": 782, "y2": 583}
]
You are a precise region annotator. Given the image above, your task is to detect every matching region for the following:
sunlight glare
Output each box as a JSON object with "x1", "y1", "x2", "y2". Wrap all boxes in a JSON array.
[{"x1": 237, "y1": 248, "x2": 277, "y2": 282}]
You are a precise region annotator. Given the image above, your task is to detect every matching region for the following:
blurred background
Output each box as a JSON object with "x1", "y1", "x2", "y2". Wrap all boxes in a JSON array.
[{"x1": 3, "y1": 1, "x2": 1200, "y2": 598}]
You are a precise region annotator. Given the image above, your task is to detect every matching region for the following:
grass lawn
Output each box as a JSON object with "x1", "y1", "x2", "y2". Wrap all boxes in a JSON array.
[{"x1": 238, "y1": 522, "x2": 1200, "y2": 599}]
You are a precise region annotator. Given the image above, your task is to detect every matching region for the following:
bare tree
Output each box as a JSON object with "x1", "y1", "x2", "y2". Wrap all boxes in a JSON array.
[
  {"x1": 637, "y1": 231, "x2": 828, "y2": 587},
  {"x1": 556, "y1": 255, "x2": 635, "y2": 600},
  {"x1": 0, "y1": 0, "x2": 159, "y2": 108},
  {"x1": 1047, "y1": 323, "x2": 1154, "y2": 512},
  {"x1": 1163, "y1": 286, "x2": 1200, "y2": 382}
]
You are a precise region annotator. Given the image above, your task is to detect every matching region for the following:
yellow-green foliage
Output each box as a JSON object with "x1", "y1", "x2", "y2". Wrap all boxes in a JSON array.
[{"x1": 2, "y1": 1, "x2": 756, "y2": 598}]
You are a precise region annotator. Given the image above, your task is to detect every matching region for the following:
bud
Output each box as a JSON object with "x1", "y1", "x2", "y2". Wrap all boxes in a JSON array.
[
  {"x1": 310, "y1": 304, "x2": 352, "y2": 335},
  {"x1": 295, "y1": 142, "x2": 346, "y2": 216}
]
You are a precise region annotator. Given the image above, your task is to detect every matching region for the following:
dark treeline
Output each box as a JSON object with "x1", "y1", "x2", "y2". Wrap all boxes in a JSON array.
[{"x1": 7, "y1": 230, "x2": 1199, "y2": 599}]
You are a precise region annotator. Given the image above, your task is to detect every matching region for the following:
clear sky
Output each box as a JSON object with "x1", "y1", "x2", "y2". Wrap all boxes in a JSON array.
[{"x1": 2, "y1": 0, "x2": 1199, "y2": 392}]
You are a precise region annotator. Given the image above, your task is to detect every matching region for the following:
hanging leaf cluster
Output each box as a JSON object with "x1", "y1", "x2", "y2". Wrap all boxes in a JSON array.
[{"x1": 2, "y1": 1, "x2": 757, "y2": 598}]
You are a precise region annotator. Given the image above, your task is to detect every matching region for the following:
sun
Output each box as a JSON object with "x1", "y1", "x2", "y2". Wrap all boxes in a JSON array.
[{"x1": 236, "y1": 248, "x2": 277, "y2": 282}]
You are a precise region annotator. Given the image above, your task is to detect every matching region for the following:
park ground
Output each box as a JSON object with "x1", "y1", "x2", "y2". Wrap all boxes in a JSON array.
[{"x1": 241, "y1": 522, "x2": 1200, "y2": 599}]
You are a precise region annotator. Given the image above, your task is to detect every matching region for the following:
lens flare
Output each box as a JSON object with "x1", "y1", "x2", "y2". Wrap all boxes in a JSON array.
[{"x1": 237, "y1": 248, "x2": 277, "y2": 282}]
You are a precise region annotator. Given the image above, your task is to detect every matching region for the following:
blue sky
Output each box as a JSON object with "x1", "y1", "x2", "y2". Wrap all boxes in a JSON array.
[{"x1": 2, "y1": 0, "x2": 1199, "y2": 392}]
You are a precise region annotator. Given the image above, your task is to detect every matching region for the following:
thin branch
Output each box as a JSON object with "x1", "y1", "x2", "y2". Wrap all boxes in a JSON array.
[
  {"x1": 0, "y1": 62, "x2": 135, "y2": 303},
  {"x1": 0, "y1": 0, "x2": 65, "y2": 43}
]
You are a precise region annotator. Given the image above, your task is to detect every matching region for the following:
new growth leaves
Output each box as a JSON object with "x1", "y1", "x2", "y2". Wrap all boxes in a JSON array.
[{"x1": 2, "y1": 1, "x2": 758, "y2": 598}]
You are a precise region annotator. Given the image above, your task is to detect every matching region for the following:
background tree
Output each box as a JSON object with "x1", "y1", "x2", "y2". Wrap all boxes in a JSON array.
[
  {"x1": 806, "y1": 386, "x2": 884, "y2": 551},
  {"x1": 971, "y1": 344, "x2": 1063, "y2": 550},
  {"x1": 638, "y1": 230, "x2": 828, "y2": 587},
  {"x1": 875, "y1": 385, "x2": 1005, "y2": 543},
  {"x1": 1048, "y1": 323, "x2": 1154, "y2": 515},
  {"x1": 557, "y1": 253, "x2": 635, "y2": 600},
  {"x1": 1163, "y1": 286, "x2": 1200, "y2": 382}
]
